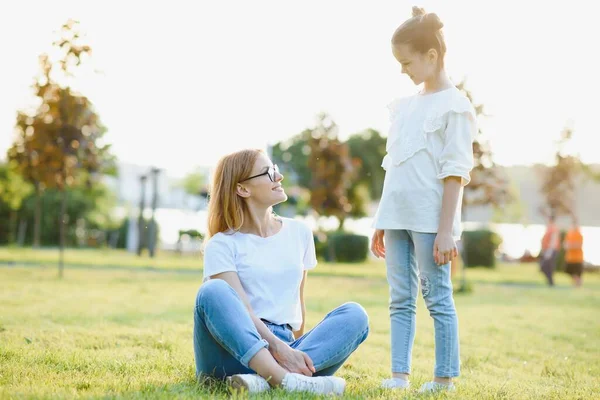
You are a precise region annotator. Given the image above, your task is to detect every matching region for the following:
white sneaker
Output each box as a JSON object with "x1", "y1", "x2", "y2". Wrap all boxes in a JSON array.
[
  {"x1": 227, "y1": 374, "x2": 271, "y2": 393},
  {"x1": 381, "y1": 377, "x2": 410, "y2": 389},
  {"x1": 419, "y1": 381, "x2": 456, "y2": 393},
  {"x1": 282, "y1": 373, "x2": 346, "y2": 396}
]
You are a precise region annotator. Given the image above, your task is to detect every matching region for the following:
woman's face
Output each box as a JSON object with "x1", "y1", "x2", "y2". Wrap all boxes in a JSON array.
[{"x1": 239, "y1": 153, "x2": 287, "y2": 206}]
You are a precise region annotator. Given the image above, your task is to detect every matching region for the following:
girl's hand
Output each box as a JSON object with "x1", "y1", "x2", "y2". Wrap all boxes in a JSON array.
[
  {"x1": 371, "y1": 229, "x2": 386, "y2": 258},
  {"x1": 434, "y1": 232, "x2": 457, "y2": 266}
]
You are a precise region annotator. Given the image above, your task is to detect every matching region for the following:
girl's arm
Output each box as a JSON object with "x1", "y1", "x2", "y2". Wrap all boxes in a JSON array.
[
  {"x1": 435, "y1": 177, "x2": 462, "y2": 265},
  {"x1": 434, "y1": 109, "x2": 476, "y2": 265}
]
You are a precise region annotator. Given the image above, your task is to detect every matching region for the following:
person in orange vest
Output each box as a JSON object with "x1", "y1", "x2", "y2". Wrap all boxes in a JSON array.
[
  {"x1": 564, "y1": 217, "x2": 584, "y2": 287},
  {"x1": 540, "y1": 214, "x2": 560, "y2": 286}
]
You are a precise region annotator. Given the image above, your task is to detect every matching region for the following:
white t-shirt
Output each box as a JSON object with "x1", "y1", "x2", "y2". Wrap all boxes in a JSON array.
[
  {"x1": 202, "y1": 217, "x2": 317, "y2": 331},
  {"x1": 372, "y1": 87, "x2": 476, "y2": 239}
]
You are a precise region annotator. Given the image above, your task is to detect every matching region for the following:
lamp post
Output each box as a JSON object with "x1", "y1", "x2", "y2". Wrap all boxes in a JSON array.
[
  {"x1": 148, "y1": 167, "x2": 161, "y2": 257},
  {"x1": 137, "y1": 174, "x2": 147, "y2": 256}
]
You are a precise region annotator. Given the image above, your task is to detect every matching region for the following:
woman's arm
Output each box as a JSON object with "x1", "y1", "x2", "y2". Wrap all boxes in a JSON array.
[
  {"x1": 212, "y1": 271, "x2": 284, "y2": 349},
  {"x1": 294, "y1": 271, "x2": 308, "y2": 339},
  {"x1": 211, "y1": 271, "x2": 315, "y2": 375}
]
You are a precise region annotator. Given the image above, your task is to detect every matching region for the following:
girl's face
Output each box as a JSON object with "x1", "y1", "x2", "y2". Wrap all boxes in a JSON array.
[{"x1": 392, "y1": 43, "x2": 438, "y2": 85}]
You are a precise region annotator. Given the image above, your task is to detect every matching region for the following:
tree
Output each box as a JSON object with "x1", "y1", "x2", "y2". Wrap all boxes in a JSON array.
[
  {"x1": 491, "y1": 181, "x2": 527, "y2": 225},
  {"x1": 271, "y1": 130, "x2": 322, "y2": 217},
  {"x1": 180, "y1": 169, "x2": 207, "y2": 197},
  {"x1": 7, "y1": 20, "x2": 114, "y2": 278},
  {"x1": 307, "y1": 113, "x2": 357, "y2": 230},
  {"x1": 17, "y1": 182, "x2": 117, "y2": 247},
  {"x1": 0, "y1": 162, "x2": 33, "y2": 244},
  {"x1": 346, "y1": 128, "x2": 387, "y2": 202},
  {"x1": 345, "y1": 128, "x2": 387, "y2": 220},
  {"x1": 580, "y1": 162, "x2": 600, "y2": 182},
  {"x1": 271, "y1": 129, "x2": 313, "y2": 189},
  {"x1": 176, "y1": 167, "x2": 208, "y2": 211},
  {"x1": 8, "y1": 105, "x2": 55, "y2": 247},
  {"x1": 454, "y1": 80, "x2": 510, "y2": 292},
  {"x1": 456, "y1": 80, "x2": 510, "y2": 212},
  {"x1": 538, "y1": 125, "x2": 580, "y2": 219}
]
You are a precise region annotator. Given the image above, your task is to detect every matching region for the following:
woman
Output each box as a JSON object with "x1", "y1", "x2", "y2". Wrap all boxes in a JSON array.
[{"x1": 193, "y1": 149, "x2": 369, "y2": 396}]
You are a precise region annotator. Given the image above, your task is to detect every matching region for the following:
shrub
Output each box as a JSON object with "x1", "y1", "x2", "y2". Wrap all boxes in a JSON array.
[{"x1": 462, "y1": 229, "x2": 502, "y2": 268}]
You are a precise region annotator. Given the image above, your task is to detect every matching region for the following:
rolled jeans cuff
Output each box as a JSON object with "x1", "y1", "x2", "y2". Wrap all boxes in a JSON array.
[{"x1": 240, "y1": 339, "x2": 269, "y2": 368}]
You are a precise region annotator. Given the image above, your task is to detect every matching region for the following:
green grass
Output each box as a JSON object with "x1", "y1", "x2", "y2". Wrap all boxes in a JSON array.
[
  {"x1": 0, "y1": 247, "x2": 204, "y2": 270},
  {"x1": 1, "y1": 257, "x2": 599, "y2": 399}
]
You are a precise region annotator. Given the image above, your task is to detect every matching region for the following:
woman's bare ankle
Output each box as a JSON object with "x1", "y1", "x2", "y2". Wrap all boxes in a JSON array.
[
  {"x1": 433, "y1": 377, "x2": 452, "y2": 384},
  {"x1": 248, "y1": 348, "x2": 287, "y2": 387}
]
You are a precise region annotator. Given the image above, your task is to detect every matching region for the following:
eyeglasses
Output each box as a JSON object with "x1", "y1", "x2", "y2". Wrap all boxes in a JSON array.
[{"x1": 240, "y1": 164, "x2": 279, "y2": 183}]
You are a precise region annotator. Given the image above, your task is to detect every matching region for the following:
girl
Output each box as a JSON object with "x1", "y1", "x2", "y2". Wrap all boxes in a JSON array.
[
  {"x1": 370, "y1": 6, "x2": 476, "y2": 393},
  {"x1": 194, "y1": 149, "x2": 369, "y2": 396}
]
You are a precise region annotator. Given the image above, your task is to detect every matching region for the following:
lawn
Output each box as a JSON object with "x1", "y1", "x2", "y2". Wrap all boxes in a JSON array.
[
  {"x1": 0, "y1": 247, "x2": 204, "y2": 270},
  {"x1": 1, "y1": 253, "x2": 598, "y2": 399}
]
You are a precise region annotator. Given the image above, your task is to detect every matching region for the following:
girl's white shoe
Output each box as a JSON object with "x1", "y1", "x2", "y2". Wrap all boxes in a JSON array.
[{"x1": 381, "y1": 377, "x2": 410, "y2": 389}]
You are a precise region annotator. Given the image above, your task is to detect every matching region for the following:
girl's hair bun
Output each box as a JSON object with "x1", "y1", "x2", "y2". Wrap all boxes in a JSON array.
[
  {"x1": 411, "y1": 6, "x2": 426, "y2": 17},
  {"x1": 422, "y1": 12, "x2": 444, "y2": 30},
  {"x1": 411, "y1": 6, "x2": 444, "y2": 30}
]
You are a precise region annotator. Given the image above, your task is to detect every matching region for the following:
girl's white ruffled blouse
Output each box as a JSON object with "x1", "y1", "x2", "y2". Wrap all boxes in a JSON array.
[{"x1": 372, "y1": 86, "x2": 477, "y2": 239}]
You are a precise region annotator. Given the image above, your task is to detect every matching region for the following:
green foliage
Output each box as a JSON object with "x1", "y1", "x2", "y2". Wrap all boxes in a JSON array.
[
  {"x1": 0, "y1": 162, "x2": 33, "y2": 211},
  {"x1": 307, "y1": 114, "x2": 357, "y2": 230},
  {"x1": 0, "y1": 163, "x2": 34, "y2": 244},
  {"x1": 178, "y1": 170, "x2": 207, "y2": 196},
  {"x1": 271, "y1": 130, "x2": 313, "y2": 188},
  {"x1": 346, "y1": 128, "x2": 387, "y2": 201},
  {"x1": 313, "y1": 232, "x2": 329, "y2": 261},
  {"x1": 346, "y1": 183, "x2": 370, "y2": 219},
  {"x1": 178, "y1": 229, "x2": 203, "y2": 240},
  {"x1": 15, "y1": 182, "x2": 117, "y2": 246},
  {"x1": 462, "y1": 229, "x2": 502, "y2": 268},
  {"x1": 272, "y1": 116, "x2": 376, "y2": 223},
  {"x1": 315, "y1": 231, "x2": 369, "y2": 263}
]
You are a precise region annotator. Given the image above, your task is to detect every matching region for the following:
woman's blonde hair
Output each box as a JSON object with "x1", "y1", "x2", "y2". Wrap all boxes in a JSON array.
[{"x1": 205, "y1": 148, "x2": 263, "y2": 241}]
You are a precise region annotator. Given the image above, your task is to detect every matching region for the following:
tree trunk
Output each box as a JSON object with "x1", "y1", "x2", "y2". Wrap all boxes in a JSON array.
[
  {"x1": 338, "y1": 216, "x2": 345, "y2": 232},
  {"x1": 33, "y1": 183, "x2": 42, "y2": 248},
  {"x1": 8, "y1": 210, "x2": 17, "y2": 244},
  {"x1": 58, "y1": 188, "x2": 67, "y2": 279},
  {"x1": 137, "y1": 175, "x2": 147, "y2": 256},
  {"x1": 148, "y1": 168, "x2": 159, "y2": 258},
  {"x1": 17, "y1": 218, "x2": 27, "y2": 247},
  {"x1": 460, "y1": 198, "x2": 468, "y2": 290}
]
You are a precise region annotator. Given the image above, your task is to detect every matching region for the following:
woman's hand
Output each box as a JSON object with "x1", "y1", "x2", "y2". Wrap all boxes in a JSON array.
[
  {"x1": 434, "y1": 232, "x2": 457, "y2": 266},
  {"x1": 271, "y1": 342, "x2": 315, "y2": 376},
  {"x1": 371, "y1": 229, "x2": 386, "y2": 258}
]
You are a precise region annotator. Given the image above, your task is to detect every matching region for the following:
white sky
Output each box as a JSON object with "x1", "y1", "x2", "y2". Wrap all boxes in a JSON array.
[{"x1": 1, "y1": 0, "x2": 597, "y2": 178}]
